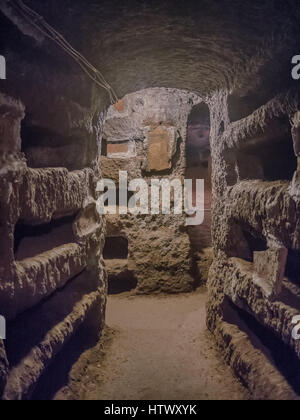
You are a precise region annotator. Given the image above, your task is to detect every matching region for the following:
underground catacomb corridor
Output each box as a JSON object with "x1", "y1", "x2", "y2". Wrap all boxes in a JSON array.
[{"x1": 1, "y1": 0, "x2": 300, "y2": 403}]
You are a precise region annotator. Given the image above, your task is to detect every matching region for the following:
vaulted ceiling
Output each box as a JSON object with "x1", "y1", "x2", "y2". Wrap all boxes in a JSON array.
[
  {"x1": 2, "y1": 0, "x2": 300, "y2": 99},
  {"x1": 1, "y1": 0, "x2": 300, "y2": 131}
]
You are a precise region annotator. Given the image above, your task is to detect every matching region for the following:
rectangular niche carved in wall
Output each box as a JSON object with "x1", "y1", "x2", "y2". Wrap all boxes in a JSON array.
[
  {"x1": 103, "y1": 237, "x2": 129, "y2": 260},
  {"x1": 105, "y1": 140, "x2": 136, "y2": 159},
  {"x1": 14, "y1": 215, "x2": 77, "y2": 261},
  {"x1": 107, "y1": 142, "x2": 128, "y2": 155}
]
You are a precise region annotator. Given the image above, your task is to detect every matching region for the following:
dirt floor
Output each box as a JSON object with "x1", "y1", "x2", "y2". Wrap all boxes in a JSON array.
[{"x1": 53, "y1": 288, "x2": 249, "y2": 400}]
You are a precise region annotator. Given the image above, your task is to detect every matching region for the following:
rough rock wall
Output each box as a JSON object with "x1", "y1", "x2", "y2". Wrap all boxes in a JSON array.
[
  {"x1": 0, "y1": 90, "x2": 107, "y2": 400},
  {"x1": 1, "y1": 0, "x2": 300, "y2": 400},
  {"x1": 207, "y1": 85, "x2": 300, "y2": 399},
  {"x1": 0, "y1": 13, "x2": 107, "y2": 399},
  {"x1": 100, "y1": 88, "x2": 208, "y2": 293}
]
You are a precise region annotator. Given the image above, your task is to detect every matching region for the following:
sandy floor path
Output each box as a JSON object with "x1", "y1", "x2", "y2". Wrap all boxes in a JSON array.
[{"x1": 54, "y1": 288, "x2": 249, "y2": 400}]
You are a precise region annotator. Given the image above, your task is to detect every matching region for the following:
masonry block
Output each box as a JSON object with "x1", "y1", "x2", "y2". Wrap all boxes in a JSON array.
[
  {"x1": 253, "y1": 247, "x2": 288, "y2": 299},
  {"x1": 147, "y1": 126, "x2": 173, "y2": 172}
]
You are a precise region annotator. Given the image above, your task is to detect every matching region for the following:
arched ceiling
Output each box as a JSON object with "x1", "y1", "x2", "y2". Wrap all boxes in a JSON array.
[
  {"x1": 1, "y1": 0, "x2": 300, "y2": 142},
  {"x1": 3, "y1": 0, "x2": 300, "y2": 102}
]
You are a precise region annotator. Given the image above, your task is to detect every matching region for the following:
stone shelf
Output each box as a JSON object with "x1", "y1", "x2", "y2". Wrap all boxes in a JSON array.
[
  {"x1": 222, "y1": 89, "x2": 300, "y2": 151},
  {"x1": 223, "y1": 258, "x2": 300, "y2": 358},
  {"x1": 0, "y1": 243, "x2": 87, "y2": 320},
  {"x1": 215, "y1": 316, "x2": 298, "y2": 400},
  {"x1": 19, "y1": 168, "x2": 93, "y2": 224},
  {"x1": 2, "y1": 270, "x2": 103, "y2": 400},
  {"x1": 227, "y1": 180, "x2": 300, "y2": 249}
]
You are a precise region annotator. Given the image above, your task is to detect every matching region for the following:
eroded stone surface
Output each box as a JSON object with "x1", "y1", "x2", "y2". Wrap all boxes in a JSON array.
[
  {"x1": 207, "y1": 86, "x2": 300, "y2": 400},
  {"x1": 1, "y1": 0, "x2": 300, "y2": 400},
  {"x1": 0, "y1": 341, "x2": 8, "y2": 397},
  {"x1": 0, "y1": 86, "x2": 106, "y2": 399},
  {"x1": 146, "y1": 126, "x2": 174, "y2": 173},
  {"x1": 253, "y1": 247, "x2": 287, "y2": 299},
  {"x1": 101, "y1": 89, "x2": 204, "y2": 293}
]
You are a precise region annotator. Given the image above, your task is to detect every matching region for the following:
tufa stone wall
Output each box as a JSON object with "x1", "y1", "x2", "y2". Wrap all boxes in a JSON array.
[
  {"x1": 0, "y1": 91, "x2": 107, "y2": 400},
  {"x1": 0, "y1": 7, "x2": 110, "y2": 399},
  {"x1": 100, "y1": 88, "x2": 210, "y2": 294},
  {"x1": 207, "y1": 86, "x2": 300, "y2": 400}
]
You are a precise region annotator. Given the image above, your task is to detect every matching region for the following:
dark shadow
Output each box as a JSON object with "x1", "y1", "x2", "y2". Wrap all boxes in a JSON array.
[
  {"x1": 108, "y1": 272, "x2": 138, "y2": 295},
  {"x1": 14, "y1": 215, "x2": 77, "y2": 261},
  {"x1": 31, "y1": 308, "x2": 103, "y2": 400},
  {"x1": 223, "y1": 298, "x2": 300, "y2": 395},
  {"x1": 279, "y1": 283, "x2": 300, "y2": 312},
  {"x1": 101, "y1": 138, "x2": 107, "y2": 156},
  {"x1": 186, "y1": 102, "x2": 212, "y2": 254},
  {"x1": 103, "y1": 237, "x2": 129, "y2": 260},
  {"x1": 190, "y1": 256, "x2": 202, "y2": 290},
  {"x1": 21, "y1": 120, "x2": 92, "y2": 171},
  {"x1": 242, "y1": 230, "x2": 268, "y2": 262},
  {"x1": 285, "y1": 249, "x2": 300, "y2": 287},
  {"x1": 5, "y1": 270, "x2": 96, "y2": 368}
]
